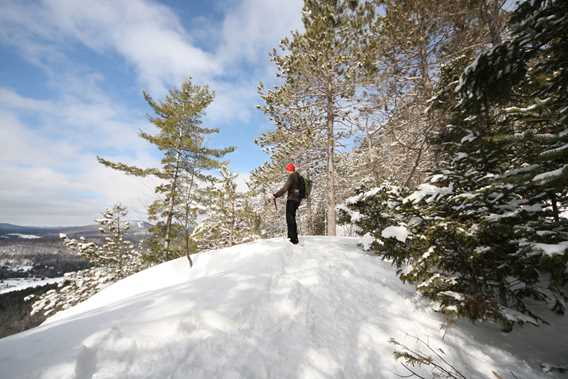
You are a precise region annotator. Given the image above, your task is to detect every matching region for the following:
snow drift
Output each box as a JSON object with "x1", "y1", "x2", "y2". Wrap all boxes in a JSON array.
[{"x1": 0, "y1": 237, "x2": 566, "y2": 378}]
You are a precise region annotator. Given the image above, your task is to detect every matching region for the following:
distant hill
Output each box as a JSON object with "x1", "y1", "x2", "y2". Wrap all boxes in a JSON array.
[{"x1": 0, "y1": 221, "x2": 151, "y2": 240}]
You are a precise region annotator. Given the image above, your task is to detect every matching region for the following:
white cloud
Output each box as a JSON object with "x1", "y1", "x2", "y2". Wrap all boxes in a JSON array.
[
  {"x1": 0, "y1": 83, "x2": 149, "y2": 154},
  {"x1": 78, "y1": 159, "x2": 163, "y2": 222},
  {"x1": 0, "y1": 0, "x2": 302, "y2": 123},
  {"x1": 0, "y1": 88, "x2": 53, "y2": 113},
  {"x1": 206, "y1": 79, "x2": 260, "y2": 125},
  {"x1": 0, "y1": 111, "x2": 76, "y2": 166},
  {"x1": 217, "y1": 0, "x2": 303, "y2": 65},
  {"x1": 0, "y1": 0, "x2": 220, "y2": 94},
  {"x1": 0, "y1": 87, "x2": 161, "y2": 226},
  {"x1": 0, "y1": 162, "x2": 159, "y2": 226},
  {"x1": 204, "y1": 0, "x2": 303, "y2": 125},
  {"x1": 0, "y1": 0, "x2": 304, "y2": 225}
]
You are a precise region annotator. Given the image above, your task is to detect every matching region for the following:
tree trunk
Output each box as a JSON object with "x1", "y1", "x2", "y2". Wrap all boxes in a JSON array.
[
  {"x1": 307, "y1": 171, "x2": 313, "y2": 235},
  {"x1": 404, "y1": 142, "x2": 425, "y2": 188},
  {"x1": 184, "y1": 170, "x2": 196, "y2": 267},
  {"x1": 326, "y1": 92, "x2": 337, "y2": 236},
  {"x1": 117, "y1": 211, "x2": 123, "y2": 271},
  {"x1": 416, "y1": 12, "x2": 433, "y2": 98},
  {"x1": 164, "y1": 153, "x2": 181, "y2": 253},
  {"x1": 479, "y1": 0, "x2": 503, "y2": 46},
  {"x1": 551, "y1": 193, "x2": 560, "y2": 224},
  {"x1": 231, "y1": 196, "x2": 236, "y2": 246},
  {"x1": 367, "y1": 127, "x2": 378, "y2": 181}
]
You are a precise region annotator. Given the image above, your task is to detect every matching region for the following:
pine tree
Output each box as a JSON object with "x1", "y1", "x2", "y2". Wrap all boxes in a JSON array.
[
  {"x1": 30, "y1": 205, "x2": 146, "y2": 317},
  {"x1": 339, "y1": 0, "x2": 568, "y2": 329},
  {"x1": 258, "y1": 0, "x2": 377, "y2": 236},
  {"x1": 192, "y1": 167, "x2": 261, "y2": 249},
  {"x1": 448, "y1": 0, "x2": 568, "y2": 320},
  {"x1": 97, "y1": 78, "x2": 235, "y2": 265},
  {"x1": 63, "y1": 204, "x2": 143, "y2": 275},
  {"x1": 359, "y1": 0, "x2": 509, "y2": 187}
]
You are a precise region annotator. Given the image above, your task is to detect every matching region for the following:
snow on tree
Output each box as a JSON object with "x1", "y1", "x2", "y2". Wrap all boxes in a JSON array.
[
  {"x1": 340, "y1": 0, "x2": 568, "y2": 330},
  {"x1": 29, "y1": 205, "x2": 146, "y2": 318},
  {"x1": 64, "y1": 204, "x2": 142, "y2": 274},
  {"x1": 350, "y1": 0, "x2": 509, "y2": 188}
]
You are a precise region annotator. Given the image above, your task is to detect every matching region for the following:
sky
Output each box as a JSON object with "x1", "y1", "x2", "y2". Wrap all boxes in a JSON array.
[{"x1": 0, "y1": 0, "x2": 303, "y2": 226}]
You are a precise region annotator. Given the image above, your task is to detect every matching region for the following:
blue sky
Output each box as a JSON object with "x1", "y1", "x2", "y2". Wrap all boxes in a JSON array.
[{"x1": 0, "y1": 0, "x2": 303, "y2": 226}]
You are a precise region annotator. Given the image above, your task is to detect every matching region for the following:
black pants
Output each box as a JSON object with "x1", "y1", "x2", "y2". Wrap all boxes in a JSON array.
[{"x1": 286, "y1": 200, "x2": 300, "y2": 244}]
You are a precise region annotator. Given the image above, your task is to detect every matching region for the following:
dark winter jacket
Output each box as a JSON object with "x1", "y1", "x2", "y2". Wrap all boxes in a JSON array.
[{"x1": 274, "y1": 172, "x2": 302, "y2": 203}]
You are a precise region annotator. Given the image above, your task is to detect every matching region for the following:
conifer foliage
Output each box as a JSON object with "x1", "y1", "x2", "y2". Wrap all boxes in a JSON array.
[
  {"x1": 64, "y1": 204, "x2": 142, "y2": 274},
  {"x1": 98, "y1": 78, "x2": 235, "y2": 265},
  {"x1": 29, "y1": 205, "x2": 145, "y2": 318},
  {"x1": 258, "y1": 0, "x2": 376, "y2": 236},
  {"x1": 192, "y1": 167, "x2": 261, "y2": 250},
  {"x1": 340, "y1": 0, "x2": 568, "y2": 329}
]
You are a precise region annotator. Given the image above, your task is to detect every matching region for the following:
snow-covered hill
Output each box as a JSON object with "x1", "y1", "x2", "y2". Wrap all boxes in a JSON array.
[{"x1": 0, "y1": 237, "x2": 566, "y2": 378}]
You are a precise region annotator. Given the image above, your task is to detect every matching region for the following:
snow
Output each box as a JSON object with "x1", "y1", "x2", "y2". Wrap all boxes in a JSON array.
[
  {"x1": 404, "y1": 183, "x2": 453, "y2": 204},
  {"x1": 344, "y1": 187, "x2": 381, "y2": 205},
  {"x1": 505, "y1": 164, "x2": 539, "y2": 177},
  {"x1": 429, "y1": 174, "x2": 447, "y2": 183},
  {"x1": 499, "y1": 306, "x2": 538, "y2": 326},
  {"x1": 486, "y1": 203, "x2": 543, "y2": 222},
  {"x1": 4, "y1": 233, "x2": 41, "y2": 239},
  {"x1": 530, "y1": 241, "x2": 568, "y2": 257},
  {"x1": 439, "y1": 291, "x2": 465, "y2": 302},
  {"x1": 461, "y1": 133, "x2": 477, "y2": 143},
  {"x1": 349, "y1": 211, "x2": 362, "y2": 222},
  {"x1": 504, "y1": 97, "x2": 552, "y2": 114},
  {"x1": 0, "y1": 277, "x2": 65, "y2": 295},
  {"x1": 0, "y1": 237, "x2": 566, "y2": 379},
  {"x1": 454, "y1": 152, "x2": 468, "y2": 161},
  {"x1": 533, "y1": 165, "x2": 567, "y2": 184},
  {"x1": 541, "y1": 143, "x2": 568, "y2": 158},
  {"x1": 381, "y1": 225, "x2": 409, "y2": 243},
  {"x1": 360, "y1": 232, "x2": 375, "y2": 250}
]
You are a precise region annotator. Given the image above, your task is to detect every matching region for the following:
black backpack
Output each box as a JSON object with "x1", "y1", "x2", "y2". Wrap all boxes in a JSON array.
[{"x1": 297, "y1": 174, "x2": 312, "y2": 200}]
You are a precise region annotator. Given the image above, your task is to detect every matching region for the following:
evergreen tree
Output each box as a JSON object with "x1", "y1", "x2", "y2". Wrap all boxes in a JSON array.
[
  {"x1": 357, "y1": 0, "x2": 509, "y2": 187},
  {"x1": 192, "y1": 167, "x2": 261, "y2": 249},
  {"x1": 346, "y1": 0, "x2": 568, "y2": 329},
  {"x1": 63, "y1": 204, "x2": 142, "y2": 274},
  {"x1": 98, "y1": 78, "x2": 235, "y2": 265},
  {"x1": 449, "y1": 0, "x2": 568, "y2": 320},
  {"x1": 258, "y1": 0, "x2": 377, "y2": 235},
  {"x1": 30, "y1": 205, "x2": 146, "y2": 317}
]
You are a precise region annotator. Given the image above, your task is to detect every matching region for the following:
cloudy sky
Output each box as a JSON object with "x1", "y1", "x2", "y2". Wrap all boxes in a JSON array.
[{"x1": 0, "y1": 0, "x2": 302, "y2": 226}]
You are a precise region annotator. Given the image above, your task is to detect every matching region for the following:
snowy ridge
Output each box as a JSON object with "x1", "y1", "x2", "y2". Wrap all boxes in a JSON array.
[
  {"x1": 0, "y1": 237, "x2": 566, "y2": 379},
  {"x1": 3, "y1": 233, "x2": 41, "y2": 239},
  {"x1": 0, "y1": 277, "x2": 65, "y2": 295}
]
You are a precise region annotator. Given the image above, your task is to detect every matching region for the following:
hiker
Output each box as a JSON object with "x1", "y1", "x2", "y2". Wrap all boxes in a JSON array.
[{"x1": 273, "y1": 163, "x2": 301, "y2": 245}]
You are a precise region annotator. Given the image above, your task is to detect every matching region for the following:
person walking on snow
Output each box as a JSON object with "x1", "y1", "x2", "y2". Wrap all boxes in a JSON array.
[{"x1": 273, "y1": 163, "x2": 301, "y2": 245}]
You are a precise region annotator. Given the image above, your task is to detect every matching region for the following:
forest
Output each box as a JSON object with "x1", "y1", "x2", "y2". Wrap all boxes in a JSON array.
[{"x1": 22, "y1": 0, "x2": 568, "y2": 337}]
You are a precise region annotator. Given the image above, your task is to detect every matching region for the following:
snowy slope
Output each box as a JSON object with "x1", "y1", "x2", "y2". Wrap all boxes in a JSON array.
[
  {"x1": 0, "y1": 277, "x2": 64, "y2": 295},
  {"x1": 0, "y1": 237, "x2": 566, "y2": 379}
]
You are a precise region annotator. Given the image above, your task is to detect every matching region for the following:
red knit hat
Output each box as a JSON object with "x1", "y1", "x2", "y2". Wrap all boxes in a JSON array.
[{"x1": 286, "y1": 163, "x2": 296, "y2": 172}]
